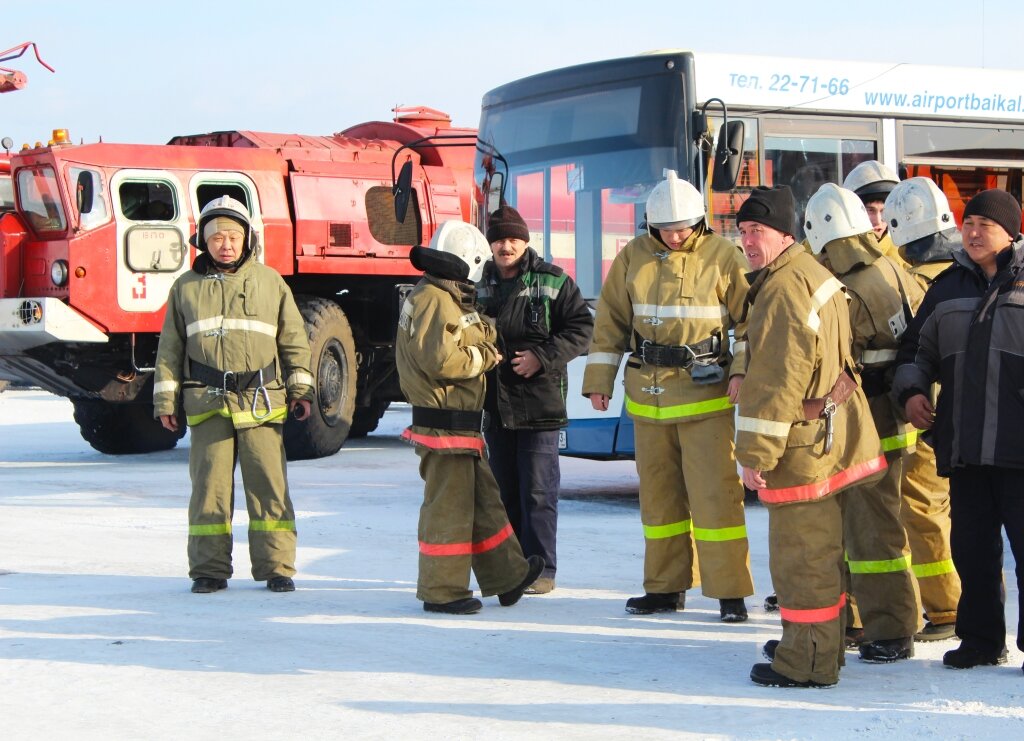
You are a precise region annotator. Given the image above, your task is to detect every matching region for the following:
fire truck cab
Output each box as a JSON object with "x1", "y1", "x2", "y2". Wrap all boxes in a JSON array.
[{"x1": 0, "y1": 108, "x2": 477, "y2": 459}]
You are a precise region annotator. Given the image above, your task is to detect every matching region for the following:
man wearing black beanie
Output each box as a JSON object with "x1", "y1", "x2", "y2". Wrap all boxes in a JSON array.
[
  {"x1": 894, "y1": 188, "x2": 1024, "y2": 672},
  {"x1": 734, "y1": 185, "x2": 887, "y2": 688}
]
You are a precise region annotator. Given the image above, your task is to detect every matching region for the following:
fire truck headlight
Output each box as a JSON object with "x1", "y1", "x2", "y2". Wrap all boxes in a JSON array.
[{"x1": 50, "y1": 260, "x2": 69, "y2": 287}]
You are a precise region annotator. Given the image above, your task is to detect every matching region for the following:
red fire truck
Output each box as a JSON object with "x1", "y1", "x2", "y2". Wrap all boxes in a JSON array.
[{"x1": 0, "y1": 107, "x2": 478, "y2": 459}]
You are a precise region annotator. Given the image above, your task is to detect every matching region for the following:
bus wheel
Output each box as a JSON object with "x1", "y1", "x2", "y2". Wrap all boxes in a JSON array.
[
  {"x1": 72, "y1": 399, "x2": 185, "y2": 454},
  {"x1": 284, "y1": 297, "x2": 357, "y2": 461}
]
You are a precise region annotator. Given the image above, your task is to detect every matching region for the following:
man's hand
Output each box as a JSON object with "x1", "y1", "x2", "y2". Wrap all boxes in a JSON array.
[
  {"x1": 588, "y1": 393, "x2": 610, "y2": 412},
  {"x1": 904, "y1": 393, "x2": 935, "y2": 430},
  {"x1": 159, "y1": 414, "x2": 179, "y2": 433},
  {"x1": 289, "y1": 399, "x2": 312, "y2": 421},
  {"x1": 741, "y1": 465, "x2": 766, "y2": 491},
  {"x1": 727, "y1": 374, "x2": 744, "y2": 404},
  {"x1": 511, "y1": 349, "x2": 541, "y2": 378}
]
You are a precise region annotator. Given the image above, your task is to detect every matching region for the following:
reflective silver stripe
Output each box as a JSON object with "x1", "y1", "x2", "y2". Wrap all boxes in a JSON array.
[
  {"x1": 806, "y1": 277, "x2": 844, "y2": 332},
  {"x1": 399, "y1": 301, "x2": 414, "y2": 333},
  {"x1": 586, "y1": 352, "x2": 622, "y2": 367},
  {"x1": 459, "y1": 312, "x2": 482, "y2": 328},
  {"x1": 861, "y1": 349, "x2": 898, "y2": 364},
  {"x1": 518, "y1": 285, "x2": 560, "y2": 300},
  {"x1": 468, "y1": 345, "x2": 483, "y2": 377},
  {"x1": 733, "y1": 340, "x2": 748, "y2": 355},
  {"x1": 736, "y1": 415, "x2": 791, "y2": 438},
  {"x1": 222, "y1": 318, "x2": 277, "y2": 337},
  {"x1": 287, "y1": 371, "x2": 314, "y2": 387},
  {"x1": 632, "y1": 303, "x2": 727, "y2": 320},
  {"x1": 153, "y1": 380, "x2": 179, "y2": 394},
  {"x1": 186, "y1": 315, "x2": 225, "y2": 337}
]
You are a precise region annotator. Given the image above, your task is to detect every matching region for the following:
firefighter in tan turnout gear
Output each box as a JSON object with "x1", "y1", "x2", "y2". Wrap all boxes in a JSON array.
[
  {"x1": 734, "y1": 185, "x2": 886, "y2": 688},
  {"x1": 843, "y1": 160, "x2": 909, "y2": 270},
  {"x1": 883, "y1": 177, "x2": 963, "y2": 641},
  {"x1": 805, "y1": 183, "x2": 922, "y2": 663},
  {"x1": 396, "y1": 220, "x2": 543, "y2": 615},
  {"x1": 583, "y1": 170, "x2": 754, "y2": 622},
  {"x1": 153, "y1": 196, "x2": 314, "y2": 594}
]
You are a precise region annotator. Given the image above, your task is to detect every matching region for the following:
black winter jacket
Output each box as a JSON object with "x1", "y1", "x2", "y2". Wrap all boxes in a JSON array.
[
  {"x1": 477, "y1": 248, "x2": 593, "y2": 430},
  {"x1": 892, "y1": 236, "x2": 1024, "y2": 475}
]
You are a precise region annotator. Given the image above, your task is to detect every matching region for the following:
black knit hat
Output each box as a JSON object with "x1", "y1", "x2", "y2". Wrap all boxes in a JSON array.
[
  {"x1": 735, "y1": 186, "x2": 796, "y2": 236},
  {"x1": 486, "y1": 205, "x2": 530, "y2": 243},
  {"x1": 962, "y1": 189, "x2": 1022, "y2": 238}
]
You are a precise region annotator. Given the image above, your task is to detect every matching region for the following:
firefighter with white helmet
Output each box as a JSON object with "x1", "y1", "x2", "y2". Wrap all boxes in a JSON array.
[
  {"x1": 154, "y1": 195, "x2": 314, "y2": 594},
  {"x1": 883, "y1": 177, "x2": 962, "y2": 641},
  {"x1": 806, "y1": 183, "x2": 922, "y2": 662},
  {"x1": 843, "y1": 160, "x2": 909, "y2": 268},
  {"x1": 396, "y1": 220, "x2": 543, "y2": 614},
  {"x1": 734, "y1": 185, "x2": 886, "y2": 688},
  {"x1": 583, "y1": 170, "x2": 754, "y2": 622}
]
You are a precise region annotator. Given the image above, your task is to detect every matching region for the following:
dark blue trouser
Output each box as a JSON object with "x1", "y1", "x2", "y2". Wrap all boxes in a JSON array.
[
  {"x1": 948, "y1": 465, "x2": 1024, "y2": 654},
  {"x1": 485, "y1": 427, "x2": 560, "y2": 578}
]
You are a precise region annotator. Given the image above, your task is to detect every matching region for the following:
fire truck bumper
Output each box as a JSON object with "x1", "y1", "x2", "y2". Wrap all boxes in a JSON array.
[{"x1": 0, "y1": 298, "x2": 108, "y2": 352}]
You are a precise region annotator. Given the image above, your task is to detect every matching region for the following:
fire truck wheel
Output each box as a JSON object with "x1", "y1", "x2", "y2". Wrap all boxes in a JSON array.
[
  {"x1": 284, "y1": 297, "x2": 357, "y2": 460},
  {"x1": 71, "y1": 399, "x2": 186, "y2": 454},
  {"x1": 348, "y1": 400, "x2": 390, "y2": 438}
]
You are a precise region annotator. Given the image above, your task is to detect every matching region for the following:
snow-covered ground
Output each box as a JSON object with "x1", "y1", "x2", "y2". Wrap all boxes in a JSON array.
[{"x1": 1, "y1": 389, "x2": 1022, "y2": 740}]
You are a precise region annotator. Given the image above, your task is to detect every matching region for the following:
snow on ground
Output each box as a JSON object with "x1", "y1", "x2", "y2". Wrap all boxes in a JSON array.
[{"x1": 1, "y1": 389, "x2": 1023, "y2": 740}]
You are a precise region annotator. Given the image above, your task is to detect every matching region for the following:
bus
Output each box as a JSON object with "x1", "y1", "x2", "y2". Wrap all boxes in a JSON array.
[{"x1": 473, "y1": 50, "x2": 1024, "y2": 460}]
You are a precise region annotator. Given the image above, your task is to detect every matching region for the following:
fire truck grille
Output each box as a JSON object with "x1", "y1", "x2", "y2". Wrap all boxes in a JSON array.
[{"x1": 330, "y1": 223, "x2": 353, "y2": 248}]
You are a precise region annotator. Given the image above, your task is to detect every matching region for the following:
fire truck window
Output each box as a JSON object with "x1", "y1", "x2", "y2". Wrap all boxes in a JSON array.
[
  {"x1": 69, "y1": 167, "x2": 109, "y2": 230},
  {"x1": 0, "y1": 175, "x2": 13, "y2": 212},
  {"x1": 197, "y1": 183, "x2": 249, "y2": 211},
  {"x1": 119, "y1": 181, "x2": 176, "y2": 222},
  {"x1": 124, "y1": 225, "x2": 187, "y2": 273},
  {"x1": 365, "y1": 186, "x2": 421, "y2": 245},
  {"x1": 17, "y1": 167, "x2": 67, "y2": 233}
]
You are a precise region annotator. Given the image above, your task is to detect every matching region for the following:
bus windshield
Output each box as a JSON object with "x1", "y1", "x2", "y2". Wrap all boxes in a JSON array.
[{"x1": 477, "y1": 58, "x2": 689, "y2": 298}]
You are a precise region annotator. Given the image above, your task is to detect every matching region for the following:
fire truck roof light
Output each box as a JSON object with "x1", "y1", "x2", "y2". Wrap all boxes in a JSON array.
[{"x1": 52, "y1": 128, "x2": 70, "y2": 144}]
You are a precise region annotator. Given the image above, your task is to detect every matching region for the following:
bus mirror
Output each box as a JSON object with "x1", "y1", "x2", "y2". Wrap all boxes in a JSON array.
[
  {"x1": 76, "y1": 170, "x2": 94, "y2": 215},
  {"x1": 486, "y1": 172, "x2": 504, "y2": 213},
  {"x1": 711, "y1": 120, "x2": 745, "y2": 193},
  {"x1": 394, "y1": 160, "x2": 414, "y2": 223}
]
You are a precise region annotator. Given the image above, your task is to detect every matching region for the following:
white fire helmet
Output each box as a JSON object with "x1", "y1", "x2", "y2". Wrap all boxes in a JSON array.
[
  {"x1": 883, "y1": 177, "x2": 956, "y2": 247},
  {"x1": 646, "y1": 169, "x2": 705, "y2": 230},
  {"x1": 196, "y1": 195, "x2": 252, "y2": 251},
  {"x1": 842, "y1": 160, "x2": 900, "y2": 202},
  {"x1": 804, "y1": 183, "x2": 873, "y2": 254},
  {"x1": 428, "y1": 220, "x2": 491, "y2": 283}
]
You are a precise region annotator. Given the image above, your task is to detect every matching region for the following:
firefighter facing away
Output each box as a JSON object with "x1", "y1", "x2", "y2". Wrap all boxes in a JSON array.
[
  {"x1": 583, "y1": 170, "x2": 754, "y2": 622},
  {"x1": 733, "y1": 185, "x2": 886, "y2": 688},
  {"x1": 153, "y1": 195, "x2": 314, "y2": 594},
  {"x1": 395, "y1": 220, "x2": 544, "y2": 615},
  {"x1": 843, "y1": 160, "x2": 909, "y2": 269}
]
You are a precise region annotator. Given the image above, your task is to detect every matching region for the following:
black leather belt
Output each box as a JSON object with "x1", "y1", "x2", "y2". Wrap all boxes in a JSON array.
[
  {"x1": 629, "y1": 332, "x2": 722, "y2": 368},
  {"x1": 412, "y1": 406, "x2": 484, "y2": 431},
  {"x1": 189, "y1": 358, "x2": 277, "y2": 392}
]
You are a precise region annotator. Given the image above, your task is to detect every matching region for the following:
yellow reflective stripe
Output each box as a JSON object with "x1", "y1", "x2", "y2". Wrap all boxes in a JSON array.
[
  {"x1": 190, "y1": 523, "x2": 231, "y2": 536},
  {"x1": 186, "y1": 407, "x2": 288, "y2": 426},
  {"x1": 806, "y1": 277, "x2": 844, "y2": 332},
  {"x1": 912, "y1": 559, "x2": 956, "y2": 578},
  {"x1": 153, "y1": 380, "x2": 179, "y2": 394},
  {"x1": 861, "y1": 348, "x2": 898, "y2": 364},
  {"x1": 586, "y1": 352, "x2": 623, "y2": 366},
  {"x1": 249, "y1": 520, "x2": 296, "y2": 532},
  {"x1": 625, "y1": 395, "x2": 732, "y2": 420},
  {"x1": 736, "y1": 415, "x2": 791, "y2": 438},
  {"x1": 632, "y1": 303, "x2": 726, "y2": 320},
  {"x1": 847, "y1": 554, "x2": 911, "y2": 574},
  {"x1": 881, "y1": 429, "x2": 920, "y2": 452},
  {"x1": 287, "y1": 371, "x2": 314, "y2": 387},
  {"x1": 186, "y1": 410, "x2": 221, "y2": 426},
  {"x1": 693, "y1": 524, "x2": 748, "y2": 542},
  {"x1": 643, "y1": 519, "x2": 692, "y2": 539}
]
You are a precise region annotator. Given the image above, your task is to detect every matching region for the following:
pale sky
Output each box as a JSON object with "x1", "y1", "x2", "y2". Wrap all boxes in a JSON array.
[{"x1": 3, "y1": 0, "x2": 1021, "y2": 147}]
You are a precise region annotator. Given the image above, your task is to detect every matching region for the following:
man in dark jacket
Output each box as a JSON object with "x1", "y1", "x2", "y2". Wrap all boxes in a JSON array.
[
  {"x1": 478, "y1": 205, "x2": 594, "y2": 594},
  {"x1": 892, "y1": 188, "x2": 1024, "y2": 671}
]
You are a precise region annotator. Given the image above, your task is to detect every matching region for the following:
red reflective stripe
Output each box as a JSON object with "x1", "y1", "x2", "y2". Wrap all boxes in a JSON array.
[
  {"x1": 401, "y1": 428, "x2": 485, "y2": 453},
  {"x1": 419, "y1": 523, "x2": 514, "y2": 556},
  {"x1": 780, "y1": 593, "x2": 847, "y2": 624},
  {"x1": 757, "y1": 455, "x2": 887, "y2": 504}
]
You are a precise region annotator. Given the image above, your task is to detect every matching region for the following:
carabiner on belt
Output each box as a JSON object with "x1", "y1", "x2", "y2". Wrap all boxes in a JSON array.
[{"x1": 251, "y1": 368, "x2": 273, "y2": 420}]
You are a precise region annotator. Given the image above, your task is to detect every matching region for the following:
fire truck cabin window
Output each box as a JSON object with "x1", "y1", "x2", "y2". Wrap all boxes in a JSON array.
[{"x1": 119, "y1": 181, "x2": 176, "y2": 221}]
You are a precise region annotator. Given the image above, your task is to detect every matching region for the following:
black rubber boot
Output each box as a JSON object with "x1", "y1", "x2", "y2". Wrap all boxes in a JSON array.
[
  {"x1": 719, "y1": 598, "x2": 748, "y2": 623},
  {"x1": 191, "y1": 577, "x2": 228, "y2": 594},
  {"x1": 762, "y1": 639, "x2": 779, "y2": 661},
  {"x1": 267, "y1": 576, "x2": 295, "y2": 593},
  {"x1": 423, "y1": 597, "x2": 483, "y2": 615},
  {"x1": 750, "y1": 662, "x2": 836, "y2": 688},
  {"x1": 844, "y1": 627, "x2": 865, "y2": 650},
  {"x1": 499, "y1": 555, "x2": 545, "y2": 607},
  {"x1": 858, "y1": 636, "x2": 914, "y2": 663},
  {"x1": 942, "y1": 644, "x2": 1008, "y2": 669},
  {"x1": 763, "y1": 593, "x2": 779, "y2": 612},
  {"x1": 625, "y1": 591, "x2": 685, "y2": 615}
]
